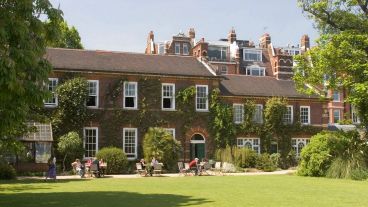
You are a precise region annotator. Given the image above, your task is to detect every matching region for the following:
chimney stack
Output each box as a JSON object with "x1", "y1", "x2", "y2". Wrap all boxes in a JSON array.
[
  {"x1": 188, "y1": 28, "x2": 195, "y2": 39},
  {"x1": 259, "y1": 33, "x2": 271, "y2": 49},
  {"x1": 301, "y1": 34, "x2": 310, "y2": 52},
  {"x1": 228, "y1": 27, "x2": 237, "y2": 44}
]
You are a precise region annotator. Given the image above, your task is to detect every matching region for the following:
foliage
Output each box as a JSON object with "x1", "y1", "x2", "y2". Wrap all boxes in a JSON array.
[
  {"x1": 0, "y1": 139, "x2": 25, "y2": 159},
  {"x1": 296, "y1": 0, "x2": 368, "y2": 130},
  {"x1": 298, "y1": 131, "x2": 336, "y2": 176},
  {"x1": 209, "y1": 89, "x2": 236, "y2": 148},
  {"x1": 264, "y1": 97, "x2": 288, "y2": 134},
  {"x1": 216, "y1": 146, "x2": 258, "y2": 168},
  {"x1": 96, "y1": 147, "x2": 128, "y2": 174},
  {"x1": 47, "y1": 21, "x2": 83, "y2": 49},
  {"x1": 256, "y1": 153, "x2": 280, "y2": 172},
  {"x1": 0, "y1": 0, "x2": 63, "y2": 142},
  {"x1": 298, "y1": 130, "x2": 368, "y2": 179},
  {"x1": 0, "y1": 159, "x2": 16, "y2": 179},
  {"x1": 143, "y1": 127, "x2": 182, "y2": 172},
  {"x1": 350, "y1": 168, "x2": 368, "y2": 181},
  {"x1": 53, "y1": 77, "x2": 89, "y2": 137},
  {"x1": 57, "y1": 131, "x2": 84, "y2": 172}
]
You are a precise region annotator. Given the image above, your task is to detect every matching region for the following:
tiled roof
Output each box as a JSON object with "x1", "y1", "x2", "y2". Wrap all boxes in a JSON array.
[
  {"x1": 46, "y1": 48, "x2": 216, "y2": 77},
  {"x1": 220, "y1": 75, "x2": 319, "y2": 99}
]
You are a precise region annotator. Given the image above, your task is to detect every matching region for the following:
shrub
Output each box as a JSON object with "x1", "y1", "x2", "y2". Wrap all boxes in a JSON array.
[
  {"x1": 0, "y1": 159, "x2": 16, "y2": 179},
  {"x1": 216, "y1": 146, "x2": 258, "y2": 168},
  {"x1": 350, "y1": 168, "x2": 368, "y2": 181},
  {"x1": 298, "y1": 130, "x2": 368, "y2": 179},
  {"x1": 143, "y1": 127, "x2": 182, "y2": 172},
  {"x1": 297, "y1": 131, "x2": 337, "y2": 177},
  {"x1": 256, "y1": 153, "x2": 279, "y2": 172},
  {"x1": 96, "y1": 147, "x2": 128, "y2": 174}
]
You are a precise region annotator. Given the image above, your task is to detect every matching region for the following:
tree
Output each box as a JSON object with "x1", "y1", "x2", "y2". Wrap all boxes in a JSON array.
[
  {"x1": 57, "y1": 131, "x2": 83, "y2": 172},
  {"x1": 143, "y1": 127, "x2": 182, "y2": 172},
  {"x1": 52, "y1": 77, "x2": 89, "y2": 137},
  {"x1": 47, "y1": 21, "x2": 83, "y2": 49},
  {"x1": 295, "y1": 0, "x2": 368, "y2": 130},
  {"x1": 0, "y1": 1, "x2": 63, "y2": 141}
]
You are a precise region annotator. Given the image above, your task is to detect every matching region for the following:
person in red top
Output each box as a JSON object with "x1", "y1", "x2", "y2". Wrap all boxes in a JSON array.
[{"x1": 189, "y1": 158, "x2": 199, "y2": 175}]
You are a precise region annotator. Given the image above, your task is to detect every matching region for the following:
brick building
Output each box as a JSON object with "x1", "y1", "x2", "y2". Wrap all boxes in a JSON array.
[{"x1": 37, "y1": 29, "x2": 332, "y2": 163}]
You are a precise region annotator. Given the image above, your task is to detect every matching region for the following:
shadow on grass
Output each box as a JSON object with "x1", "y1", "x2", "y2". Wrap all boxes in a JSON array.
[
  {"x1": 0, "y1": 191, "x2": 213, "y2": 207},
  {"x1": 0, "y1": 179, "x2": 91, "y2": 192}
]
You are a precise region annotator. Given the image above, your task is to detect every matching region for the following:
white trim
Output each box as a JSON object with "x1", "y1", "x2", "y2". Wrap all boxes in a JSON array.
[
  {"x1": 332, "y1": 91, "x2": 340, "y2": 102},
  {"x1": 292, "y1": 138, "x2": 310, "y2": 157},
  {"x1": 236, "y1": 137, "x2": 261, "y2": 154},
  {"x1": 87, "y1": 80, "x2": 99, "y2": 108},
  {"x1": 44, "y1": 78, "x2": 59, "y2": 107},
  {"x1": 183, "y1": 43, "x2": 189, "y2": 55},
  {"x1": 243, "y1": 48, "x2": 263, "y2": 62},
  {"x1": 190, "y1": 133, "x2": 206, "y2": 144},
  {"x1": 333, "y1": 109, "x2": 341, "y2": 123},
  {"x1": 83, "y1": 127, "x2": 99, "y2": 158},
  {"x1": 233, "y1": 103, "x2": 244, "y2": 124},
  {"x1": 123, "y1": 128, "x2": 138, "y2": 160},
  {"x1": 283, "y1": 105, "x2": 294, "y2": 124},
  {"x1": 197, "y1": 58, "x2": 217, "y2": 76},
  {"x1": 300, "y1": 106, "x2": 311, "y2": 125},
  {"x1": 164, "y1": 128, "x2": 176, "y2": 139},
  {"x1": 246, "y1": 65, "x2": 265, "y2": 76},
  {"x1": 162, "y1": 83, "x2": 175, "y2": 110},
  {"x1": 175, "y1": 43, "x2": 180, "y2": 54},
  {"x1": 123, "y1": 81, "x2": 138, "y2": 109},
  {"x1": 195, "y1": 85, "x2": 209, "y2": 111}
]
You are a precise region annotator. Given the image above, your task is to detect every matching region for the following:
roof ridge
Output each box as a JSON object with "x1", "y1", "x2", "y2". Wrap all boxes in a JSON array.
[{"x1": 46, "y1": 47, "x2": 196, "y2": 59}]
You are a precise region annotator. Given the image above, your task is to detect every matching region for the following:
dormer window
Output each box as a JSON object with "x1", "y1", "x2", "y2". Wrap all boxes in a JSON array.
[
  {"x1": 246, "y1": 65, "x2": 265, "y2": 76},
  {"x1": 175, "y1": 43, "x2": 180, "y2": 54},
  {"x1": 243, "y1": 49, "x2": 262, "y2": 62},
  {"x1": 183, "y1": 43, "x2": 189, "y2": 55}
]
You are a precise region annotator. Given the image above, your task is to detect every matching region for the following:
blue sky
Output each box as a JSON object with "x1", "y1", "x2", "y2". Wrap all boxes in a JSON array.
[{"x1": 51, "y1": 0, "x2": 319, "y2": 52}]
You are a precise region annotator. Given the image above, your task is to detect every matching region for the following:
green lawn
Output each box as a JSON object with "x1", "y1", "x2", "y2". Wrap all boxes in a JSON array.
[{"x1": 1, "y1": 175, "x2": 367, "y2": 207}]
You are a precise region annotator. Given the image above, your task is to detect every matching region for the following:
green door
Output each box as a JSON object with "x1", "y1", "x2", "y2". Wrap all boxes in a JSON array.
[{"x1": 190, "y1": 143, "x2": 205, "y2": 160}]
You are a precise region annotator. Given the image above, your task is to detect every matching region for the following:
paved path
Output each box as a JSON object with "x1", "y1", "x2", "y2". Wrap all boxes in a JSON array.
[{"x1": 19, "y1": 170, "x2": 296, "y2": 180}]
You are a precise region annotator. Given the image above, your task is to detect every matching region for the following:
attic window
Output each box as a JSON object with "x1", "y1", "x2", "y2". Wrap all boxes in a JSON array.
[
  {"x1": 243, "y1": 49, "x2": 262, "y2": 62},
  {"x1": 246, "y1": 65, "x2": 265, "y2": 76}
]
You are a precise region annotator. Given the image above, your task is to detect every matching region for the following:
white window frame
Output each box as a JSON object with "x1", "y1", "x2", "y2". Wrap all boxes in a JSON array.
[
  {"x1": 236, "y1": 138, "x2": 260, "y2": 154},
  {"x1": 83, "y1": 127, "x2": 98, "y2": 158},
  {"x1": 87, "y1": 80, "x2": 99, "y2": 108},
  {"x1": 44, "y1": 78, "x2": 58, "y2": 107},
  {"x1": 162, "y1": 83, "x2": 175, "y2": 110},
  {"x1": 243, "y1": 49, "x2": 262, "y2": 62},
  {"x1": 300, "y1": 106, "x2": 311, "y2": 125},
  {"x1": 283, "y1": 105, "x2": 294, "y2": 124},
  {"x1": 175, "y1": 43, "x2": 180, "y2": 54},
  {"x1": 246, "y1": 65, "x2": 265, "y2": 76},
  {"x1": 183, "y1": 43, "x2": 189, "y2": 55},
  {"x1": 332, "y1": 91, "x2": 340, "y2": 102},
  {"x1": 253, "y1": 104, "x2": 263, "y2": 124},
  {"x1": 123, "y1": 128, "x2": 138, "y2": 160},
  {"x1": 164, "y1": 128, "x2": 176, "y2": 139},
  {"x1": 195, "y1": 85, "x2": 209, "y2": 111},
  {"x1": 333, "y1": 109, "x2": 341, "y2": 124},
  {"x1": 292, "y1": 138, "x2": 310, "y2": 157},
  {"x1": 233, "y1": 104, "x2": 244, "y2": 124},
  {"x1": 123, "y1": 81, "x2": 138, "y2": 109}
]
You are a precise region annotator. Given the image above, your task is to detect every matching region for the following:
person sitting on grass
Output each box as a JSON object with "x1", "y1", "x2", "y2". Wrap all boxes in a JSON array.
[{"x1": 189, "y1": 158, "x2": 199, "y2": 176}]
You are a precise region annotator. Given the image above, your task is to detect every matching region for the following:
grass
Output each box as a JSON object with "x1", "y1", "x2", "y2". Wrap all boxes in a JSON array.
[{"x1": 1, "y1": 175, "x2": 368, "y2": 207}]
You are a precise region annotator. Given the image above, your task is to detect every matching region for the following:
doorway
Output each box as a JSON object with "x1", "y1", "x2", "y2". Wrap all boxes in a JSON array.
[{"x1": 190, "y1": 134, "x2": 205, "y2": 160}]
